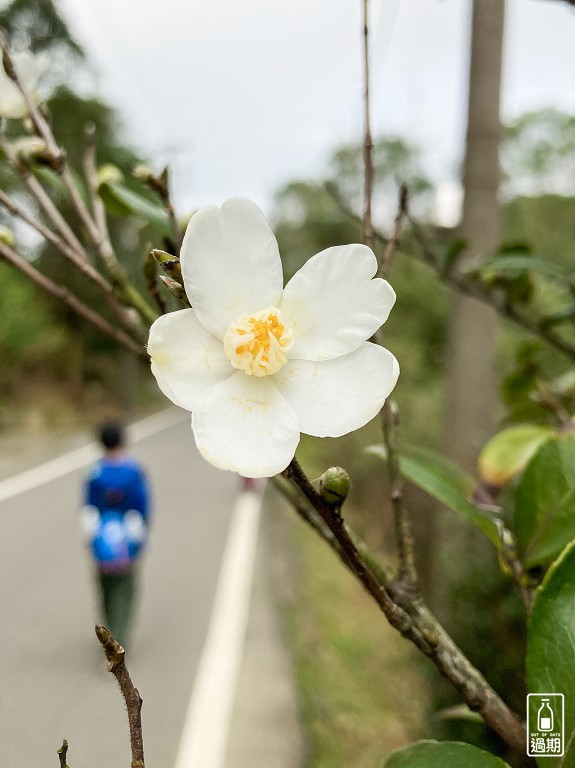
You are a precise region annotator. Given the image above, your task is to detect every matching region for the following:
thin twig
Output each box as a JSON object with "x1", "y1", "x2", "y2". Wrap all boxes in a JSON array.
[
  {"x1": 0, "y1": 37, "x2": 158, "y2": 326},
  {"x1": 328, "y1": 184, "x2": 575, "y2": 362},
  {"x1": 372, "y1": 182, "x2": 416, "y2": 591},
  {"x1": 144, "y1": 251, "x2": 167, "y2": 314},
  {"x1": 57, "y1": 739, "x2": 70, "y2": 768},
  {"x1": 282, "y1": 458, "x2": 528, "y2": 755},
  {"x1": 361, "y1": 0, "x2": 374, "y2": 252},
  {"x1": 378, "y1": 183, "x2": 408, "y2": 278},
  {"x1": 381, "y1": 400, "x2": 418, "y2": 588},
  {"x1": 406, "y1": 214, "x2": 575, "y2": 361},
  {"x1": 0, "y1": 185, "x2": 146, "y2": 341},
  {"x1": 0, "y1": 133, "x2": 86, "y2": 257},
  {"x1": 0, "y1": 241, "x2": 146, "y2": 357},
  {"x1": 95, "y1": 625, "x2": 145, "y2": 768},
  {"x1": 83, "y1": 124, "x2": 112, "y2": 248},
  {"x1": 138, "y1": 166, "x2": 181, "y2": 252}
]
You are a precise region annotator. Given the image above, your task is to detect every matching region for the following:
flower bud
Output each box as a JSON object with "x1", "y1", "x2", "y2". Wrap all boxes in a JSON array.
[
  {"x1": 319, "y1": 466, "x2": 351, "y2": 505},
  {"x1": 0, "y1": 224, "x2": 15, "y2": 246},
  {"x1": 160, "y1": 275, "x2": 189, "y2": 305},
  {"x1": 133, "y1": 164, "x2": 155, "y2": 183},
  {"x1": 97, "y1": 163, "x2": 124, "y2": 187},
  {"x1": 152, "y1": 248, "x2": 182, "y2": 281},
  {"x1": 12, "y1": 136, "x2": 48, "y2": 164}
]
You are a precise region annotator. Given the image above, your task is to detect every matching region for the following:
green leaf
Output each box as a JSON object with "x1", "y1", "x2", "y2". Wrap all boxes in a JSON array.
[
  {"x1": 99, "y1": 181, "x2": 172, "y2": 237},
  {"x1": 367, "y1": 445, "x2": 501, "y2": 546},
  {"x1": 478, "y1": 425, "x2": 554, "y2": 487},
  {"x1": 514, "y1": 433, "x2": 575, "y2": 568},
  {"x1": 475, "y1": 255, "x2": 574, "y2": 285},
  {"x1": 381, "y1": 740, "x2": 511, "y2": 767},
  {"x1": 527, "y1": 540, "x2": 575, "y2": 767}
]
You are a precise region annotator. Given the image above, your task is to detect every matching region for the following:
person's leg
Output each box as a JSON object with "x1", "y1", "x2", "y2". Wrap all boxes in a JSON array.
[{"x1": 105, "y1": 571, "x2": 136, "y2": 648}]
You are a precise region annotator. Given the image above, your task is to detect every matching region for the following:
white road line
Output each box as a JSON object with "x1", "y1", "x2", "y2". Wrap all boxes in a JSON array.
[
  {"x1": 174, "y1": 490, "x2": 262, "y2": 768},
  {"x1": 0, "y1": 408, "x2": 185, "y2": 504}
]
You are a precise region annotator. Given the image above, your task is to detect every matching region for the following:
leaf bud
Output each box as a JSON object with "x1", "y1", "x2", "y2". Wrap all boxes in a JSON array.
[
  {"x1": 319, "y1": 466, "x2": 351, "y2": 505},
  {"x1": 0, "y1": 224, "x2": 15, "y2": 246},
  {"x1": 133, "y1": 164, "x2": 155, "y2": 183},
  {"x1": 159, "y1": 275, "x2": 189, "y2": 306},
  {"x1": 97, "y1": 163, "x2": 124, "y2": 187},
  {"x1": 12, "y1": 136, "x2": 49, "y2": 164},
  {"x1": 152, "y1": 248, "x2": 182, "y2": 281}
]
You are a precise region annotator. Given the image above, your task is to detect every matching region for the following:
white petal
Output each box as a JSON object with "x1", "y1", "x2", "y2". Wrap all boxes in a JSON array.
[
  {"x1": 280, "y1": 244, "x2": 396, "y2": 360},
  {"x1": 147, "y1": 308, "x2": 232, "y2": 411},
  {"x1": 274, "y1": 342, "x2": 399, "y2": 438},
  {"x1": 192, "y1": 372, "x2": 300, "y2": 478},
  {"x1": 181, "y1": 197, "x2": 283, "y2": 339}
]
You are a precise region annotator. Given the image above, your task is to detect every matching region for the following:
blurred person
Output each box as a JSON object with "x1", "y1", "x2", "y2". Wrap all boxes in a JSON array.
[{"x1": 81, "y1": 422, "x2": 151, "y2": 648}]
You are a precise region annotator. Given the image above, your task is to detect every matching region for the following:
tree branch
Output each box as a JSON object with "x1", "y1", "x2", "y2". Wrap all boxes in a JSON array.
[
  {"x1": 57, "y1": 739, "x2": 70, "y2": 768},
  {"x1": 406, "y1": 214, "x2": 575, "y2": 361},
  {"x1": 361, "y1": 0, "x2": 374, "y2": 252},
  {"x1": 0, "y1": 184, "x2": 146, "y2": 342},
  {"x1": 0, "y1": 35, "x2": 158, "y2": 327},
  {"x1": 282, "y1": 458, "x2": 528, "y2": 755},
  {"x1": 327, "y1": 184, "x2": 575, "y2": 362},
  {"x1": 0, "y1": 241, "x2": 146, "y2": 357},
  {"x1": 378, "y1": 183, "x2": 408, "y2": 278},
  {"x1": 95, "y1": 625, "x2": 145, "y2": 768}
]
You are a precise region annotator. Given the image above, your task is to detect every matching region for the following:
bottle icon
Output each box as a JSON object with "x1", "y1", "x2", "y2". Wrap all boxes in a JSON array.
[{"x1": 538, "y1": 699, "x2": 553, "y2": 731}]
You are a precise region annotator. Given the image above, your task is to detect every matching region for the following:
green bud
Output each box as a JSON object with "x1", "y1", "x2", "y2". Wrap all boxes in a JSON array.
[
  {"x1": 12, "y1": 136, "x2": 49, "y2": 164},
  {"x1": 0, "y1": 224, "x2": 15, "y2": 246},
  {"x1": 319, "y1": 466, "x2": 351, "y2": 505},
  {"x1": 97, "y1": 163, "x2": 124, "y2": 187},
  {"x1": 160, "y1": 275, "x2": 189, "y2": 306},
  {"x1": 152, "y1": 248, "x2": 182, "y2": 281},
  {"x1": 133, "y1": 164, "x2": 155, "y2": 183}
]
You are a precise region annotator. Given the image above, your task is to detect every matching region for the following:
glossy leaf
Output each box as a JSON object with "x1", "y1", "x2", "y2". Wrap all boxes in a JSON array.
[
  {"x1": 527, "y1": 540, "x2": 575, "y2": 767},
  {"x1": 514, "y1": 433, "x2": 575, "y2": 568},
  {"x1": 99, "y1": 181, "x2": 172, "y2": 237},
  {"x1": 478, "y1": 425, "x2": 554, "y2": 487},
  {"x1": 382, "y1": 740, "x2": 511, "y2": 767},
  {"x1": 367, "y1": 444, "x2": 501, "y2": 546}
]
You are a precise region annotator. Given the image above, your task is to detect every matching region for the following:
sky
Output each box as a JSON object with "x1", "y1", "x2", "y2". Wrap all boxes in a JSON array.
[{"x1": 53, "y1": 0, "x2": 575, "y2": 214}]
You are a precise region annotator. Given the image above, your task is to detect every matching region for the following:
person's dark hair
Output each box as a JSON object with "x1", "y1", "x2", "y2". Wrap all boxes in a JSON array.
[{"x1": 98, "y1": 422, "x2": 125, "y2": 450}]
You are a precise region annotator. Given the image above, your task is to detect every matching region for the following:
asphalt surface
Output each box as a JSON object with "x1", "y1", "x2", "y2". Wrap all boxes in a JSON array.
[{"x1": 0, "y1": 412, "x2": 237, "y2": 768}]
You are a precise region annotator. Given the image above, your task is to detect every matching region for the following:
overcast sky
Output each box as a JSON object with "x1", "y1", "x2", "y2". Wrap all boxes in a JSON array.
[{"x1": 54, "y1": 0, "x2": 575, "y2": 213}]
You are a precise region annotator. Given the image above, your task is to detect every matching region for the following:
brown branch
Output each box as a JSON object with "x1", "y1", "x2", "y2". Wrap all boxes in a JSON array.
[
  {"x1": 381, "y1": 400, "x2": 418, "y2": 589},
  {"x1": 282, "y1": 458, "x2": 528, "y2": 755},
  {"x1": 136, "y1": 166, "x2": 181, "y2": 252},
  {"x1": 95, "y1": 625, "x2": 145, "y2": 768},
  {"x1": 327, "y1": 184, "x2": 575, "y2": 362},
  {"x1": 57, "y1": 739, "x2": 70, "y2": 768},
  {"x1": 378, "y1": 183, "x2": 408, "y2": 278},
  {"x1": 0, "y1": 241, "x2": 146, "y2": 357},
  {"x1": 361, "y1": 0, "x2": 374, "y2": 252},
  {"x1": 83, "y1": 124, "x2": 112, "y2": 249},
  {"x1": 406, "y1": 215, "x2": 575, "y2": 361},
  {"x1": 372, "y1": 187, "x2": 416, "y2": 590},
  {"x1": 0, "y1": 184, "x2": 145, "y2": 342},
  {"x1": 0, "y1": 36, "x2": 158, "y2": 327}
]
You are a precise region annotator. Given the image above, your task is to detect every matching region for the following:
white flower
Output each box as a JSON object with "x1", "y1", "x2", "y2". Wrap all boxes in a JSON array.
[
  {"x1": 0, "y1": 50, "x2": 42, "y2": 119},
  {"x1": 148, "y1": 197, "x2": 399, "y2": 478}
]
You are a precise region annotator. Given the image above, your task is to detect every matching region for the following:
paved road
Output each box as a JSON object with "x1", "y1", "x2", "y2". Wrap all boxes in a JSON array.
[{"x1": 0, "y1": 411, "x2": 237, "y2": 768}]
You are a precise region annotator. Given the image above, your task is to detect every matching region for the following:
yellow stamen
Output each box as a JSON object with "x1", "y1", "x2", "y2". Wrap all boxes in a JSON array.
[{"x1": 223, "y1": 307, "x2": 293, "y2": 376}]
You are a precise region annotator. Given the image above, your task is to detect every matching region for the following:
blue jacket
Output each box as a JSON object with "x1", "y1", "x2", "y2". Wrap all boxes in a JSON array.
[
  {"x1": 84, "y1": 456, "x2": 151, "y2": 570},
  {"x1": 85, "y1": 456, "x2": 151, "y2": 523}
]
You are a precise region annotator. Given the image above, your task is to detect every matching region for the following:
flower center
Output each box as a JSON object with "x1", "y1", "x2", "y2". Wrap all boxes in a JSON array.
[{"x1": 223, "y1": 306, "x2": 293, "y2": 377}]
